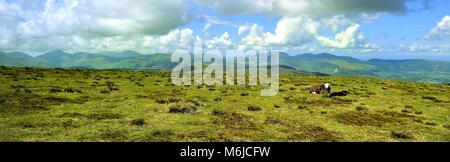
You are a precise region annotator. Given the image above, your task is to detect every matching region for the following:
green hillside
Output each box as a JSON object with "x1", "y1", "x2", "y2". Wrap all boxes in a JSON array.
[
  {"x1": 1, "y1": 50, "x2": 449, "y2": 83},
  {"x1": 0, "y1": 51, "x2": 51, "y2": 67},
  {"x1": 0, "y1": 67, "x2": 448, "y2": 142}
]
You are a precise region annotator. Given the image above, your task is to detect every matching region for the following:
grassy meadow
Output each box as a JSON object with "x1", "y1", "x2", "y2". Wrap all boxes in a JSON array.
[{"x1": 0, "y1": 66, "x2": 449, "y2": 142}]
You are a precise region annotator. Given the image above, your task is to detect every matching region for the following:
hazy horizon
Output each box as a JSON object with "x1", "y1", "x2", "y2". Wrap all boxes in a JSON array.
[{"x1": 2, "y1": 49, "x2": 450, "y2": 62}]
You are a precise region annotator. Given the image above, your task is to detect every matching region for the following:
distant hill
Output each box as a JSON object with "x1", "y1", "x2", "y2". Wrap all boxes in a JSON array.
[
  {"x1": 280, "y1": 52, "x2": 374, "y2": 74},
  {"x1": 99, "y1": 50, "x2": 142, "y2": 58},
  {"x1": 278, "y1": 65, "x2": 329, "y2": 76},
  {"x1": 278, "y1": 53, "x2": 450, "y2": 83},
  {"x1": 31, "y1": 50, "x2": 174, "y2": 69},
  {"x1": 0, "y1": 50, "x2": 449, "y2": 83},
  {"x1": 366, "y1": 59, "x2": 450, "y2": 83},
  {"x1": 0, "y1": 51, "x2": 51, "y2": 67}
]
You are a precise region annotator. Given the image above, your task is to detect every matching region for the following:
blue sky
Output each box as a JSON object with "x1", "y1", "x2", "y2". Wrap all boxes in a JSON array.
[{"x1": 0, "y1": 0, "x2": 449, "y2": 60}]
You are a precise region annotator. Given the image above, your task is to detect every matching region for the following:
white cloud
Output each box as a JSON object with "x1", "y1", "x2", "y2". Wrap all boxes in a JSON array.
[
  {"x1": 195, "y1": 0, "x2": 413, "y2": 17},
  {"x1": 0, "y1": 1, "x2": 5, "y2": 11},
  {"x1": 407, "y1": 43, "x2": 450, "y2": 53},
  {"x1": 238, "y1": 16, "x2": 319, "y2": 49},
  {"x1": 141, "y1": 29, "x2": 234, "y2": 53},
  {"x1": 142, "y1": 28, "x2": 200, "y2": 52},
  {"x1": 205, "y1": 32, "x2": 233, "y2": 49},
  {"x1": 0, "y1": 0, "x2": 189, "y2": 52},
  {"x1": 425, "y1": 15, "x2": 450, "y2": 40},
  {"x1": 201, "y1": 15, "x2": 235, "y2": 27},
  {"x1": 203, "y1": 23, "x2": 212, "y2": 32},
  {"x1": 316, "y1": 24, "x2": 362, "y2": 48},
  {"x1": 370, "y1": 42, "x2": 450, "y2": 54},
  {"x1": 238, "y1": 24, "x2": 269, "y2": 50},
  {"x1": 44, "y1": 28, "x2": 201, "y2": 53},
  {"x1": 196, "y1": 0, "x2": 395, "y2": 52},
  {"x1": 238, "y1": 24, "x2": 252, "y2": 36},
  {"x1": 200, "y1": 15, "x2": 235, "y2": 33},
  {"x1": 266, "y1": 16, "x2": 319, "y2": 45},
  {"x1": 0, "y1": 0, "x2": 440, "y2": 55},
  {"x1": 237, "y1": 16, "x2": 371, "y2": 51}
]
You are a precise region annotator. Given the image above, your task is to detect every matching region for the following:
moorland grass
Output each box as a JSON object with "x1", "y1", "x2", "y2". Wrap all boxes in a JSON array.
[{"x1": 0, "y1": 67, "x2": 448, "y2": 142}]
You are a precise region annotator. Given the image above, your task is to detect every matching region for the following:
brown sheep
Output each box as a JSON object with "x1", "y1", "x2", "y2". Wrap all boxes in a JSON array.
[{"x1": 310, "y1": 83, "x2": 331, "y2": 94}]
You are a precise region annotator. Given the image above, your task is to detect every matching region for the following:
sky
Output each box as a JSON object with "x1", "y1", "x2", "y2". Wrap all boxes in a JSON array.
[{"x1": 0, "y1": 0, "x2": 450, "y2": 60}]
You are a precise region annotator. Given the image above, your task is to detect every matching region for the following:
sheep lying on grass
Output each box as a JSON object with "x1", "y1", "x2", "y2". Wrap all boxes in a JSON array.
[
  {"x1": 310, "y1": 83, "x2": 331, "y2": 94},
  {"x1": 310, "y1": 83, "x2": 349, "y2": 98},
  {"x1": 329, "y1": 91, "x2": 349, "y2": 98}
]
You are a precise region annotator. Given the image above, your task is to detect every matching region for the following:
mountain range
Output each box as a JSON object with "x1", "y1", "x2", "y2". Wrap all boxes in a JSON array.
[{"x1": 1, "y1": 50, "x2": 449, "y2": 83}]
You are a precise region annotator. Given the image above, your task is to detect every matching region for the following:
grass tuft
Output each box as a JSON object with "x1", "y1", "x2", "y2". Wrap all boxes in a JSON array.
[
  {"x1": 247, "y1": 105, "x2": 262, "y2": 112},
  {"x1": 169, "y1": 102, "x2": 199, "y2": 114},
  {"x1": 391, "y1": 131, "x2": 415, "y2": 139},
  {"x1": 131, "y1": 118, "x2": 146, "y2": 126}
]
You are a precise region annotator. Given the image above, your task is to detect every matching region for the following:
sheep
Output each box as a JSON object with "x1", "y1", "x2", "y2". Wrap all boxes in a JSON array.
[
  {"x1": 310, "y1": 83, "x2": 331, "y2": 94},
  {"x1": 329, "y1": 91, "x2": 349, "y2": 98}
]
